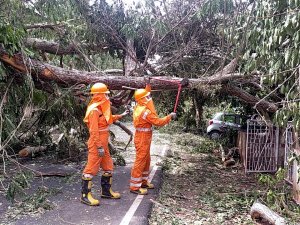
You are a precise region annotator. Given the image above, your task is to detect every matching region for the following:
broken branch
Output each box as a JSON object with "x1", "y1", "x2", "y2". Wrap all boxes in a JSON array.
[{"x1": 250, "y1": 201, "x2": 286, "y2": 225}]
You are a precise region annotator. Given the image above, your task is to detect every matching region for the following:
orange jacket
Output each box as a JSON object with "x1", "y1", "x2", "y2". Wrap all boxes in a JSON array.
[
  {"x1": 133, "y1": 84, "x2": 171, "y2": 128},
  {"x1": 84, "y1": 96, "x2": 122, "y2": 147},
  {"x1": 133, "y1": 106, "x2": 171, "y2": 128}
]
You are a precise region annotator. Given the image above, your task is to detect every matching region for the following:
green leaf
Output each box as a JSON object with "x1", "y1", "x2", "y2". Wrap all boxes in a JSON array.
[
  {"x1": 285, "y1": 48, "x2": 292, "y2": 64},
  {"x1": 291, "y1": 49, "x2": 299, "y2": 67}
]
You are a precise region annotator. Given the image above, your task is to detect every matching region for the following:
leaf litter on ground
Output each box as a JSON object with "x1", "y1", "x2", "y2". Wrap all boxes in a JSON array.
[{"x1": 149, "y1": 130, "x2": 299, "y2": 225}]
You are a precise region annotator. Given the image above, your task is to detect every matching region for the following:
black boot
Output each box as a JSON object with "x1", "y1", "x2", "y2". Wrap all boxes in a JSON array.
[
  {"x1": 101, "y1": 173, "x2": 121, "y2": 199},
  {"x1": 81, "y1": 176, "x2": 100, "y2": 206}
]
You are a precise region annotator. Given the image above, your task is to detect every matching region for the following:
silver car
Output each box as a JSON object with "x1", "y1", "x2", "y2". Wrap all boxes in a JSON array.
[{"x1": 207, "y1": 112, "x2": 243, "y2": 139}]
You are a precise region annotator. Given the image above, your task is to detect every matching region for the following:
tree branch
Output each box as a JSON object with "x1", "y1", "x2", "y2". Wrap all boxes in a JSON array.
[
  {"x1": 24, "y1": 38, "x2": 109, "y2": 55},
  {"x1": 221, "y1": 84, "x2": 277, "y2": 113}
]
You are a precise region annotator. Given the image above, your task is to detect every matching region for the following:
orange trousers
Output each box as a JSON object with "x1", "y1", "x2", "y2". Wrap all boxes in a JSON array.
[
  {"x1": 83, "y1": 131, "x2": 113, "y2": 176},
  {"x1": 130, "y1": 131, "x2": 152, "y2": 190}
]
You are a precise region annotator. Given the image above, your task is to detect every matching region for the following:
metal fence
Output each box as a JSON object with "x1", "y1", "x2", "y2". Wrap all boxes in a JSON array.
[
  {"x1": 284, "y1": 123, "x2": 295, "y2": 184},
  {"x1": 245, "y1": 120, "x2": 279, "y2": 173}
]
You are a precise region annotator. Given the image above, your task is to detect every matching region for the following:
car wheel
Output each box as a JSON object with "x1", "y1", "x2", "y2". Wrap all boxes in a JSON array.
[{"x1": 209, "y1": 131, "x2": 221, "y2": 140}]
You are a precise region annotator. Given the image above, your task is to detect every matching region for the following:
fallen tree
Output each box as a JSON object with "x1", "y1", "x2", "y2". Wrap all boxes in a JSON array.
[
  {"x1": 0, "y1": 47, "x2": 277, "y2": 112},
  {"x1": 221, "y1": 84, "x2": 278, "y2": 113},
  {"x1": 18, "y1": 146, "x2": 47, "y2": 157}
]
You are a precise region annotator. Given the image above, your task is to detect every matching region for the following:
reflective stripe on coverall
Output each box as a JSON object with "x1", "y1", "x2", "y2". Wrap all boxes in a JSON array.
[
  {"x1": 130, "y1": 94, "x2": 172, "y2": 190},
  {"x1": 83, "y1": 99, "x2": 122, "y2": 176}
]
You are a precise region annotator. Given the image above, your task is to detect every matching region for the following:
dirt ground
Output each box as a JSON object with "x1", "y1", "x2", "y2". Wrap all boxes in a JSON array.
[{"x1": 148, "y1": 127, "x2": 300, "y2": 225}]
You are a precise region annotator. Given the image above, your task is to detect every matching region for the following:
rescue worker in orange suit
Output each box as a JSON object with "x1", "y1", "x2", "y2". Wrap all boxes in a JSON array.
[
  {"x1": 81, "y1": 82, "x2": 128, "y2": 206},
  {"x1": 130, "y1": 84, "x2": 176, "y2": 195}
]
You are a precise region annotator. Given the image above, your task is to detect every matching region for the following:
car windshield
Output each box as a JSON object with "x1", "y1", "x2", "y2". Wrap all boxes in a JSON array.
[
  {"x1": 213, "y1": 112, "x2": 223, "y2": 120},
  {"x1": 224, "y1": 115, "x2": 237, "y2": 123}
]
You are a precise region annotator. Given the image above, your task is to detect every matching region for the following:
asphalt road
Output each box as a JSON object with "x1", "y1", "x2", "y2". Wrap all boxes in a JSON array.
[{"x1": 1, "y1": 123, "x2": 169, "y2": 225}]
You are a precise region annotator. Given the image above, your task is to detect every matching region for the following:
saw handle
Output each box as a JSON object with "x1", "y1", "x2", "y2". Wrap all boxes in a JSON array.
[
  {"x1": 173, "y1": 84, "x2": 182, "y2": 113},
  {"x1": 148, "y1": 77, "x2": 183, "y2": 113}
]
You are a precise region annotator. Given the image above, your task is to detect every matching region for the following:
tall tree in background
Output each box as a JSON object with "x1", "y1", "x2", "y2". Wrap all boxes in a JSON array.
[
  {"x1": 228, "y1": 0, "x2": 300, "y2": 127},
  {"x1": 0, "y1": 0, "x2": 286, "y2": 160}
]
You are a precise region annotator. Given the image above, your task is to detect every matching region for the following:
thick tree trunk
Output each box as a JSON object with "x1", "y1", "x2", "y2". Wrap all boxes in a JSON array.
[
  {"x1": 0, "y1": 47, "x2": 182, "y2": 89},
  {"x1": 193, "y1": 94, "x2": 201, "y2": 128},
  {"x1": 192, "y1": 90, "x2": 205, "y2": 129},
  {"x1": 221, "y1": 84, "x2": 277, "y2": 113},
  {"x1": 0, "y1": 48, "x2": 278, "y2": 112},
  {"x1": 124, "y1": 39, "x2": 137, "y2": 76}
]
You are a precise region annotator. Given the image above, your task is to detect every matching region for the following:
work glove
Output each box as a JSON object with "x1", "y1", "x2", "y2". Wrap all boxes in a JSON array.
[
  {"x1": 121, "y1": 109, "x2": 130, "y2": 117},
  {"x1": 126, "y1": 105, "x2": 134, "y2": 115},
  {"x1": 98, "y1": 146, "x2": 105, "y2": 157},
  {"x1": 170, "y1": 112, "x2": 177, "y2": 120}
]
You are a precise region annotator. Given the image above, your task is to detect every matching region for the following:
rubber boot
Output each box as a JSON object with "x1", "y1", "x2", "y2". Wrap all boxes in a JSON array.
[
  {"x1": 80, "y1": 176, "x2": 100, "y2": 206},
  {"x1": 141, "y1": 181, "x2": 154, "y2": 189},
  {"x1": 101, "y1": 173, "x2": 121, "y2": 199},
  {"x1": 130, "y1": 188, "x2": 148, "y2": 195}
]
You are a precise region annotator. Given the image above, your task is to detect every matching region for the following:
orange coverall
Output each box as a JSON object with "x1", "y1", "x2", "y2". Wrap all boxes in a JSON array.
[
  {"x1": 130, "y1": 85, "x2": 172, "y2": 191},
  {"x1": 83, "y1": 95, "x2": 122, "y2": 176}
]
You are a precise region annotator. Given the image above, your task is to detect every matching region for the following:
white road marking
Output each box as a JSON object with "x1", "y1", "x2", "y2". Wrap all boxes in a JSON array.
[{"x1": 119, "y1": 144, "x2": 168, "y2": 225}]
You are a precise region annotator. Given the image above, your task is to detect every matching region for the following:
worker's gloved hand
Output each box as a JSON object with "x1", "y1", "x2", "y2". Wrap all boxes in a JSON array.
[
  {"x1": 170, "y1": 112, "x2": 177, "y2": 120},
  {"x1": 121, "y1": 109, "x2": 130, "y2": 117},
  {"x1": 97, "y1": 146, "x2": 105, "y2": 157},
  {"x1": 127, "y1": 106, "x2": 133, "y2": 115}
]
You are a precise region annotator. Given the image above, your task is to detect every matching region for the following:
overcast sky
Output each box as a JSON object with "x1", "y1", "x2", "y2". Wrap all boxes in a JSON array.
[{"x1": 90, "y1": 0, "x2": 139, "y2": 7}]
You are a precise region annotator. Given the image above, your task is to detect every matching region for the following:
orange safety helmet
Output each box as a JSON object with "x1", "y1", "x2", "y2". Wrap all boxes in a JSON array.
[
  {"x1": 134, "y1": 88, "x2": 150, "y2": 101},
  {"x1": 90, "y1": 83, "x2": 110, "y2": 94}
]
